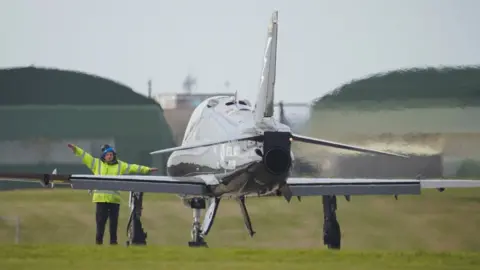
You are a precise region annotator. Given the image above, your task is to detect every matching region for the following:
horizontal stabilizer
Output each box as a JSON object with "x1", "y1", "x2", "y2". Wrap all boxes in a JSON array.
[
  {"x1": 150, "y1": 135, "x2": 263, "y2": 155},
  {"x1": 291, "y1": 133, "x2": 408, "y2": 158}
]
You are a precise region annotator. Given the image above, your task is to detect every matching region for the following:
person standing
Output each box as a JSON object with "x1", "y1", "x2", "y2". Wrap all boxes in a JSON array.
[{"x1": 67, "y1": 143, "x2": 158, "y2": 245}]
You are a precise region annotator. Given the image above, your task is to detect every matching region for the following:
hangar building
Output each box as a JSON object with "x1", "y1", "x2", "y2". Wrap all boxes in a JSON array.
[
  {"x1": 0, "y1": 67, "x2": 176, "y2": 182},
  {"x1": 301, "y1": 66, "x2": 480, "y2": 178}
]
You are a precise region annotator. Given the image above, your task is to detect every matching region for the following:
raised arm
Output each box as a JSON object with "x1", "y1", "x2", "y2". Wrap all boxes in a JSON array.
[
  {"x1": 119, "y1": 161, "x2": 158, "y2": 175},
  {"x1": 67, "y1": 144, "x2": 99, "y2": 172}
]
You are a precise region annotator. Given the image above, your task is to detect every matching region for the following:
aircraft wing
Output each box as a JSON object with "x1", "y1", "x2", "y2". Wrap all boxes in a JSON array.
[
  {"x1": 0, "y1": 173, "x2": 217, "y2": 196},
  {"x1": 286, "y1": 178, "x2": 480, "y2": 196}
]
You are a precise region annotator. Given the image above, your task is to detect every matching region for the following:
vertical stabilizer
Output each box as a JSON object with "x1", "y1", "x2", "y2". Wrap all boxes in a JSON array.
[{"x1": 254, "y1": 11, "x2": 278, "y2": 123}]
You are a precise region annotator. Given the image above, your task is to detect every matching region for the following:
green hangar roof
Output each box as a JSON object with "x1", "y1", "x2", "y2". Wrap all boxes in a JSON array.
[
  {"x1": 0, "y1": 66, "x2": 175, "y2": 175},
  {"x1": 305, "y1": 66, "x2": 480, "y2": 153},
  {"x1": 0, "y1": 66, "x2": 159, "y2": 106},
  {"x1": 313, "y1": 66, "x2": 480, "y2": 110}
]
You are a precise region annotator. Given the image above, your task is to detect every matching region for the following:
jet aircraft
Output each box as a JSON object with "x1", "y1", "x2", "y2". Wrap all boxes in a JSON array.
[{"x1": 1, "y1": 11, "x2": 480, "y2": 248}]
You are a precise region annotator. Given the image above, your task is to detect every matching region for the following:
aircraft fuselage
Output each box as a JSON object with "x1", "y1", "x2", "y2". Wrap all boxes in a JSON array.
[{"x1": 166, "y1": 95, "x2": 295, "y2": 198}]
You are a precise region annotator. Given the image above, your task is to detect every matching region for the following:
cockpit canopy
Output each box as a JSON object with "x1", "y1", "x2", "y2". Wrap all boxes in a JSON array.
[{"x1": 224, "y1": 97, "x2": 252, "y2": 110}]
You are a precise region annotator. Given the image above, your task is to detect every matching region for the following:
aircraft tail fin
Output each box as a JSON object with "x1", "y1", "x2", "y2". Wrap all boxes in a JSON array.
[{"x1": 254, "y1": 10, "x2": 278, "y2": 123}]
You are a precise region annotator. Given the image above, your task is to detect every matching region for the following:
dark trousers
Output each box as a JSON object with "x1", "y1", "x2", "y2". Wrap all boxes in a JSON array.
[{"x1": 95, "y1": 202, "x2": 120, "y2": 245}]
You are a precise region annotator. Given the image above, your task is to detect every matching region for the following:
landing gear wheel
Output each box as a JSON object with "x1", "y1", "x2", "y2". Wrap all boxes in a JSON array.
[
  {"x1": 188, "y1": 223, "x2": 208, "y2": 247},
  {"x1": 188, "y1": 231, "x2": 208, "y2": 248},
  {"x1": 325, "y1": 218, "x2": 341, "y2": 249}
]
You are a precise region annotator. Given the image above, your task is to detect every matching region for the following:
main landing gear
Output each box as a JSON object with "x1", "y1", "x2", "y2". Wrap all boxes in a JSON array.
[
  {"x1": 322, "y1": 195, "x2": 341, "y2": 249},
  {"x1": 188, "y1": 198, "x2": 210, "y2": 247},
  {"x1": 186, "y1": 195, "x2": 255, "y2": 247},
  {"x1": 125, "y1": 192, "x2": 148, "y2": 246}
]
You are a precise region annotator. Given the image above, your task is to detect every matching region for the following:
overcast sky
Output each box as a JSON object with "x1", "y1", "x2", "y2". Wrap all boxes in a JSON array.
[{"x1": 2, "y1": 0, "x2": 479, "y2": 104}]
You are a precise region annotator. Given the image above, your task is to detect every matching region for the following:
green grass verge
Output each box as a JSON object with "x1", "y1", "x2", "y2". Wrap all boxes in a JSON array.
[
  {"x1": 0, "y1": 245, "x2": 479, "y2": 270},
  {"x1": 1, "y1": 188, "x2": 480, "y2": 251}
]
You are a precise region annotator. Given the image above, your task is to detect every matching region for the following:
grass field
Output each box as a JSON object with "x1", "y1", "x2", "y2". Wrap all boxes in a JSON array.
[
  {"x1": 1, "y1": 188, "x2": 480, "y2": 251},
  {"x1": 1, "y1": 245, "x2": 479, "y2": 270}
]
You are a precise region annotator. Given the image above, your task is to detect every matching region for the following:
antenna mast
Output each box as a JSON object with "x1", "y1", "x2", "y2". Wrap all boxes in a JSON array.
[
  {"x1": 182, "y1": 74, "x2": 197, "y2": 95},
  {"x1": 147, "y1": 79, "x2": 152, "y2": 98}
]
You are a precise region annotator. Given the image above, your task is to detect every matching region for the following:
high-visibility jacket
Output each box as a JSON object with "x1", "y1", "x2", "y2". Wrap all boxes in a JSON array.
[{"x1": 73, "y1": 145, "x2": 151, "y2": 204}]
